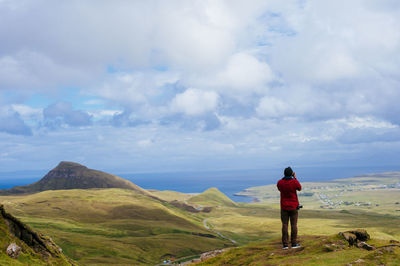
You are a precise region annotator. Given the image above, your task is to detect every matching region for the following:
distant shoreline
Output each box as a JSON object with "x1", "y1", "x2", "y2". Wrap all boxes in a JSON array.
[{"x1": 1, "y1": 166, "x2": 399, "y2": 203}]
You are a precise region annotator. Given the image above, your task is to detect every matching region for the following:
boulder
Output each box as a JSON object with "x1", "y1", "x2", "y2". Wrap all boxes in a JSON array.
[
  {"x1": 348, "y1": 229, "x2": 370, "y2": 241},
  {"x1": 6, "y1": 243, "x2": 21, "y2": 258},
  {"x1": 339, "y1": 229, "x2": 370, "y2": 246},
  {"x1": 357, "y1": 241, "x2": 375, "y2": 251},
  {"x1": 339, "y1": 232, "x2": 357, "y2": 246}
]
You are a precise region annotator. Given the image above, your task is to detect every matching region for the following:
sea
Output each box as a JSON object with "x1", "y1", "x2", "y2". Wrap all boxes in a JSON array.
[{"x1": 0, "y1": 165, "x2": 398, "y2": 203}]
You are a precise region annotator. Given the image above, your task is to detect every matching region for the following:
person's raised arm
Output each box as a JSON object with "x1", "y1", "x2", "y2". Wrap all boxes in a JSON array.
[{"x1": 293, "y1": 172, "x2": 302, "y2": 191}]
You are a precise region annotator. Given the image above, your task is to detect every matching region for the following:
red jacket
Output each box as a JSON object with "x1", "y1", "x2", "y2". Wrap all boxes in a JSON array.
[{"x1": 277, "y1": 177, "x2": 302, "y2": 210}]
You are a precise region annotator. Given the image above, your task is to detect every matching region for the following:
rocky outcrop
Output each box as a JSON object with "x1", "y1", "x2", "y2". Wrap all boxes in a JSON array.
[
  {"x1": 185, "y1": 248, "x2": 231, "y2": 264},
  {"x1": 200, "y1": 248, "x2": 230, "y2": 261},
  {"x1": 0, "y1": 204, "x2": 73, "y2": 264},
  {"x1": 339, "y1": 229, "x2": 375, "y2": 251},
  {"x1": 339, "y1": 229, "x2": 370, "y2": 246}
]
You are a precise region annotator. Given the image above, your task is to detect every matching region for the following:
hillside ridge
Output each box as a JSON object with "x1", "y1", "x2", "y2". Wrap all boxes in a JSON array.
[{"x1": 189, "y1": 187, "x2": 237, "y2": 207}]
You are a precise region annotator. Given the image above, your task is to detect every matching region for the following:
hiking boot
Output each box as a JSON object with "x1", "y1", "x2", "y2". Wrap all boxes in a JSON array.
[
  {"x1": 292, "y1": 244, "x2": 301, "y2": 249},
  {"x1": 282, "y1": 246, "x2": 289, "y2": 250}
]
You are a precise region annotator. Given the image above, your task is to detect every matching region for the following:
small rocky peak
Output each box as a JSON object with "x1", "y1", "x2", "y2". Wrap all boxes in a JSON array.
[
  {"x1": 43, "y1": 161, "x2": 88, "y2": 180},
  {"x1": 55, "y1": 161, "x2": 88, "y2": 170}
]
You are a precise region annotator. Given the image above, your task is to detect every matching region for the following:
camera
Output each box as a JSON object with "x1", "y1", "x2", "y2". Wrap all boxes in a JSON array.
[{"x1": 296, "y1": 205, "x2": 303, "y2": 210}]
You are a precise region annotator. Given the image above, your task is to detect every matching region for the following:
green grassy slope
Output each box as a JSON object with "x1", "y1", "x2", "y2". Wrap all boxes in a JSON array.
[
  {"x1": 0, "y1": 188, "x2": 233, "y2": 264},
  {"x1": 149, "y1": 189, "x2": 195, "y2": 202},
  {"x1": 188, "y1": 188, "x2": 237, "y2": 207},
  {"x1": 0, "y1": 205, "x2": 72, "y2": 265},
  {"x1": 200, "y1": 203, "x2": 400, "y2": 245},
  {"x1": 194, "y1": 234, "x2": 400, "y2": 265}
]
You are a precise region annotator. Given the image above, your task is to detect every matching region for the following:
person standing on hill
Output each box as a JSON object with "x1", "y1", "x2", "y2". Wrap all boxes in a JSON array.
[{"x1": 277, "y1": 167, "x2": 302, "y2": 249}]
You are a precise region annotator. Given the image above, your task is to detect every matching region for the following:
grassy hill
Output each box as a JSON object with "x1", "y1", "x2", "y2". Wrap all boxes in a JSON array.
[
  {"x1": 0, "y1": 204, "x2": 72, "y2": 265},
  {"x1": 188, "y1": 188, "x2": 237, "y2": 207},
  {"x1": 192, "y1": 233, "x2": 400, "y2": 265},
  {"x1": 0, "y1": 161, "x2": 147, "y2": 195},
  {"x1": 0, "y1": 188, "x2": 234, "y2": 264}
]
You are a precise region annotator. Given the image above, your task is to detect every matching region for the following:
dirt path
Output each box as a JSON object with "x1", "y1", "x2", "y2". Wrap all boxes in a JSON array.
[{"x1": 203, "y1": 219, "x2": 238, "y2": 244}]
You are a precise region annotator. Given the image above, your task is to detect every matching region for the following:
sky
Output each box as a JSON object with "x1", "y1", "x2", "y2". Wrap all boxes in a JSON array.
[{"x1": 0, "y1": 0, "x2": 400, "y2": 173}]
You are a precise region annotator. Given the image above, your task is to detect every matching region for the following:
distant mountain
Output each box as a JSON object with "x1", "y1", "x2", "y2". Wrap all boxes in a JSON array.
[
  {"x1": 188, "y1": 187, "x2": 237, "y2": 207},
  {"x1": 0, "y1": 204, "x2": 72, "y2": 265},
  {"x1": 0, "y1": 161, "x2": 147, "y2": 195}
]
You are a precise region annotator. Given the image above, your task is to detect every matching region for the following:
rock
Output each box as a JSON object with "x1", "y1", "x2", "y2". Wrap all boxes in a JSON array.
[
  {"x1": 339, "y1": 229, "x2": 370, "y2": 245},
  {"x1": 339, "y1": 232, "x2": 357, "y2": 246},
  {"x1": 6, "y1": 243, "x2": 21, "y2": 258},
  {"x1": 357, "y1": 241, "x2": 375, "y2": 251},
  {"x1": 348, "y1": 229, "x2": 370, "y2": 241},
  {"x1": 199, "y1": 248, "x2": 229, "y2": 261},
  {"x1": 354, "y1": 258, "x2": 365, "y2": 264},
  {"x1": 323, "y1": 244, "x2": 336, "y2": 252}
]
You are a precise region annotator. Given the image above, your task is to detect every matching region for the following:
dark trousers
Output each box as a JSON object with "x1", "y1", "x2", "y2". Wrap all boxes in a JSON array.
[{"x1": 281, "y1": 209, "x2": 298, "y2": 246}]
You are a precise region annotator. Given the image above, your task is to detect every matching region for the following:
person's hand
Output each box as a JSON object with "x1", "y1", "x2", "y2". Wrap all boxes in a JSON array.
[{"x1": 292, "y1": 172, "x2": 296, "y2": 179}]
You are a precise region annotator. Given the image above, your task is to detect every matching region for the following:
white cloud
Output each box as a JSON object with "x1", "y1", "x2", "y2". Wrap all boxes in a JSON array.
[
  {"x1": 0, "y1": 50, "x2": 91, "y2": 91},
  {"x1": 216, "y1": 52, "x2": 274, "y2": 94},
  {"x1": 1, "y1": 1, "x2": 400, "y2": 171},
  {"x1": 313, "y1": 51, "x2": 359, "y2": 81},
  {"x1": 329, "y1": 116, "x2": 397, "y2": 129},
  {"x1": 256, "y1": 97, "x2": 287, "y2": 118},
  {"x1": 11, "y1": 104, "x2": 43, "y2": 121},
  {"x1": 170, "y1": 88, "x2": 219, "y2": 116},
  {"x1": 94, "y1": 71, "x2": 179, "y2": 121},
  {"x1": 137, "y1": 139, "x2": 153, "y2": 148},
  {"x1": 87, "y1": 110, "x2": 123, "y2": 119}
]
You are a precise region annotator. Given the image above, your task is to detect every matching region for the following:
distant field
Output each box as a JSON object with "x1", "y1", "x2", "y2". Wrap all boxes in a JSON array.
[
  {"x1": 209, "y1": 172, "x2": 400, "y2": 243},
  {"x1": 236, "y1": 172, "x2": 400, "y2": 214}
]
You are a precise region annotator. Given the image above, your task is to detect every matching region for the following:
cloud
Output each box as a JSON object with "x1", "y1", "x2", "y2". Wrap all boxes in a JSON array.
[
  {"x1": 109, "y1": 111, "x2": 150, "y2": 128},
  {"x1": 0, "y1": 1, "x2": 400, "y2": 172},
  {"x1": 216, "y1": 53, "x2": 273, "y2": 92},
  {"x1": 43, "y1": 101, "x2": 92, "y2": 127},
  {"x1": 0, "y1": 112, "x2": 32, "y2": 136},
  {"x1": 137, "y1": 139, "x2": 153, "y2": 148},
  {"x1": 256, "y1": 96, "x2": 287, "y2": 118},
  {"x1": 0, "y1": 50, "x2": 90, "y2": 92},
  {"x1": 11, "y1": 104, "x2": 43, "y2": 121},
  {"x1": 170, "y1": 88, "x2": 219, "y2": 116},
  {"x1": 338, "y1": 127, "x2": 400, "y2": 144}
]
